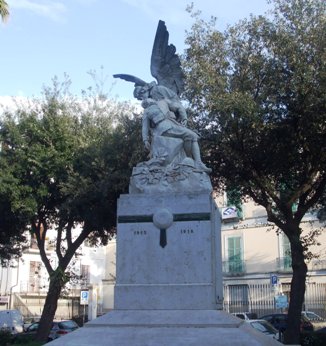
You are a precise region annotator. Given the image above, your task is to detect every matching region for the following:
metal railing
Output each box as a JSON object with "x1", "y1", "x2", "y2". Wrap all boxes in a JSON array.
[
  {"x1": 223, "y1": 282, "x2": 326, "y2": 318},
  {"x1": 222, "y1": 260, "x2": 246, "y2": 275},
  {"x1": 310, "y1": 259, "x2": 326, "y2": 271}
]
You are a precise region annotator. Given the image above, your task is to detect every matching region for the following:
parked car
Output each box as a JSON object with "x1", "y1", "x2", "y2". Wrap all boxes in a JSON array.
[
  {"x1": 18, "y1": 319, "x2": 79, "y2": 341},
  {"x1": 260, "y1": 313, "x2": 313, "y2": 334},
  {"x1": 231, "y1": 312, "x2": 258, "y2": 321},
  {"x1": 0, "y1": 309, "x2": 24, "y2": 335},
  {"x1": 245, "y1": 319, "x2": 280, "y2": 341},
  {"x1": 23, "y1": 316, "x2": 41, "y2": 331},
  {"x1": 301, "y1": 311, "x2": 326, "y2": 331},
  {"x1": 260, "y1": 312, "x2": 314, "y2": 343}
]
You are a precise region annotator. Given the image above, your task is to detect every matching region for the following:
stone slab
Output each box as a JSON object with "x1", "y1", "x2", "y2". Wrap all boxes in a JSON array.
[
  {"x1": 48, "y1": 310, "x2": 282, "y2": 345},
  {"x1": 114, "y1": 284, "x2": 216, "y2": 309},
  {"x1": 117, "y1": 192, "x2": 213, "y2": 216}
]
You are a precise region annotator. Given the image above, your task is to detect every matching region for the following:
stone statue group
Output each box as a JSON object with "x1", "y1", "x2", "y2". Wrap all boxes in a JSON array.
[
  {"x1": 114, "y1": 21, "x2": 212, "y2": 193},
  {"x1": 114, "y1": 20, "x2": 210, "y2": 173}
]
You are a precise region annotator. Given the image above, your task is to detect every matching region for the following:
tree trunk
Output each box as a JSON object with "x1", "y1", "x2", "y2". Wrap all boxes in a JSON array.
[
  {"x1": 283, "y1": 231, "x2": 308, "y2": 345},
  {"x1": 35, "y1": 276, "x2": 63, "y2": 342}
]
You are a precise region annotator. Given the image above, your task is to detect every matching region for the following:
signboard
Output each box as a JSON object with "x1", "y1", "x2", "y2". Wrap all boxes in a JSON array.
[
  {"x1": 221, "y1": 206, "x2": 238, "y2": 221},
  {"x1": 80, "y1": 290, "x2": 89, "y2": 305},
  {"x1": 275, "y1": 294, "x2": 288, "y2": 309},
  {"x1": 271, "y1": 274, "x2": 278, "y2": 286}
]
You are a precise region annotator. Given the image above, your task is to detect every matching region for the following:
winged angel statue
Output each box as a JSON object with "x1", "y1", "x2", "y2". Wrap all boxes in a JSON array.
[{"x1": 114, "y1": 21, "x2": 211, "y2": 193}]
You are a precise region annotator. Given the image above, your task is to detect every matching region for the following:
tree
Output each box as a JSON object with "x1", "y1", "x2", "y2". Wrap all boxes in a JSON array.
[
  {"x1": 0, "y1": 157, "x2": 30, "y2": 263},
  {"x1": 316, "y1": 188, "x2": 326, "y2": 221},
  {"x1": 0, "y1": 77, "x2": 144, "y2": 341},
  {"x1": 0, "y1": 0, "x2": 9, "y2": 22},
  {"x1": 183, "y1": 0, "x2": 326, "y2": 344}
]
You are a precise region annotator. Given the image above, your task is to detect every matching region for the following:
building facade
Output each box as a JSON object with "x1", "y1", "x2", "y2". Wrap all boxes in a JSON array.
[
  {"x1": 0, "y1": 228, "x2": 109, "y2": 322},
  {"x1": 1, "y1": 198, "x2": 325, "y2": 320},
  {"x1": 219, "y1": 195, "x2": 326, "y2": 318}
]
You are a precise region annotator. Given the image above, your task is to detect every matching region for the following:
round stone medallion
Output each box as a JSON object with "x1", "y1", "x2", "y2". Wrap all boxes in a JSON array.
[{"x1": 152, "y1": 208, "x2": 174, "y2": 229}]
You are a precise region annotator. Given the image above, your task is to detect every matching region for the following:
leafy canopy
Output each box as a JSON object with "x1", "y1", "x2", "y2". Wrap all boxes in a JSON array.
[
  {"x1": 0, "y1": 74, "x2": 145, "y2": 341},
  {"x1": 184, "y1": 0, "x2": 326, "y2": 223},
  {"x1": 0, "y1": 75, "x2": 144, "y2": 264}
]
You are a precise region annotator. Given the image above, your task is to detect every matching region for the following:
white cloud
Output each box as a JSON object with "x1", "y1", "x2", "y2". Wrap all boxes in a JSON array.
[
  {"x1": 0, "y1": 96, "x2": 34, "y2": 115},
  {"x1": 8, "y1": 0, "x2": 67, "y2": 22}
]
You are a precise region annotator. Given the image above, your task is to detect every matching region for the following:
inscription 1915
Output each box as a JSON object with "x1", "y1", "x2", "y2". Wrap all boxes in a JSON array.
[
  {"x1": 132, "y1": 229, "x2": 194, "y2": 235},
  {"x1": 180, "y1": 229, "x2": 194, "y2": 234},
  {"x1": 133, "y1": 230, "x2": 147, "y2": 235}
]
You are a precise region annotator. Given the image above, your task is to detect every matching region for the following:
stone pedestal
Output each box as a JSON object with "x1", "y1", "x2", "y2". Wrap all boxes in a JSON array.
[
  {"x1": 114, "y1": 192, "x2": 223, "y2": 310},
  {"x1": 49, "y1": 191, "x2": 280, "y2": 345},
  {"x1": 48, "y1": 309, "x2": 281, "y2": 345}
]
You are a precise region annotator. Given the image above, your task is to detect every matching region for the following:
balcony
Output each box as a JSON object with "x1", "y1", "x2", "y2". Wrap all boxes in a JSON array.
[
  {"x1": 223, "y1": 260, "x2": 246, "y2": 276},
  {"x1": 19, "y1": 280, "x2": 49, "y2": 294},
  {"x1": 311, "y1": 259, "x2": 326, "y2": 271}
]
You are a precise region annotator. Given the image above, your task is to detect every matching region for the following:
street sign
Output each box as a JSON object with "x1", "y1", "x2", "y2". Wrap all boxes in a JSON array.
[
  {"x1": 80, "y1": 290, "x2": 89, "y2": 305},
  {"x1": 275, "y1": 294, "x2": 288, "y2": 309},
  {"x1": 221, "y1": 206, "x2": 238, "y2": 220},
  {"x1": 271, "y1": 274, "x2": 278, "y2": 286}
]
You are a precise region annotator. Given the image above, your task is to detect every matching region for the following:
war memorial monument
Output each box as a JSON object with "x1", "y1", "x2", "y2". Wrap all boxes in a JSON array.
[{"x1": 50, "y1": 21, "x2": 280, "y2": 346}]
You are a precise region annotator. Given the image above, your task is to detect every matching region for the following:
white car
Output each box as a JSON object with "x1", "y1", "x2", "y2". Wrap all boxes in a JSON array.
[
  {"x1": 231, "y1": 312, "x2": 258, "y2": 321},
  {"x1": 302, "y1": 311, "x2": 326, "y2": 330},
  {"x1": 246, "y1": 319, "x2": 280, "y2": 341},
  {"x1": 0, "y1": 310, "x2": 24, "y2": 335}
]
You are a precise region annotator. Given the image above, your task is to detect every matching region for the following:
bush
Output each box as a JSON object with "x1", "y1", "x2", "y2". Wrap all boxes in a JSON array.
[
  {"x1": 0, "y1": 329, "x2": 13, "y2": 346},
  {"x1": 12, "y1": 337, "x2": 45, "y2": 346}
]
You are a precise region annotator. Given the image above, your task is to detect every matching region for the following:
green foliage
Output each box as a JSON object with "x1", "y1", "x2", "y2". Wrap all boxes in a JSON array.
[
  {"x1": 49, "y1": 267, "x2": 71, "y2": 286},
  {"x1": 0, "y1": 73, "x2": 143, "y2": 340},
  {"x1": 316, "y1": 188, "x2": 326, "y2": 221},
  {"x1": 56, "y1": 106, "x2": 145, "y2": 246},
  {"x1": 0, "y1": 329, "x2": 13, "y2": 346},
  {"x1": 0, "y1": 0, "x2": 9, "y2": 22},
  {"x1": 0, "y1": 74, "x2": 142, "y2": 263},
  {"x1": 184, "y1": 0, "x2": 326, "y2": 221},
  {"x1": 11, "y1": 335, "x2": 45, "y2": 345}
]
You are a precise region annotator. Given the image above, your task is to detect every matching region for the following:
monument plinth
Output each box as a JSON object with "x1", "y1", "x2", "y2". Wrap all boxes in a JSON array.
[{"x1": 114, "y1": 192, "x2": 223, "y2": 310}]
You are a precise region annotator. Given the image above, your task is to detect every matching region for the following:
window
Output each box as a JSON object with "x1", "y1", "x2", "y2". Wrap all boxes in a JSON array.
[
  {"x1": 81, "y1": 264, "x2": 90, "y2": 285},
  {"x1": 29, "y1": 261, "x2": 41, "y2": 292},
  {"x1": 280, "y1": 234, "x2": 292, "y2": 270},
  {"x1": 227, "y1": 236, "x2": 244, "y2": 273}
]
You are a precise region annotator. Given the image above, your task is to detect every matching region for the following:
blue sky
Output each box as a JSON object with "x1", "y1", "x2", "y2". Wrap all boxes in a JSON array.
[{"x1": 1, "y1": 0, "x2": 272, "y2": 101}]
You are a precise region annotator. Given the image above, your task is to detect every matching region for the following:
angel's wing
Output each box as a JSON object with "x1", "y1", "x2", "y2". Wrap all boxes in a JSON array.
[
  {"x1": 113, "y1": 74, "x2": 147, "y2": 87},
  {"x1": 150, "y1": 20, "x2": 184, "y2": 96}
]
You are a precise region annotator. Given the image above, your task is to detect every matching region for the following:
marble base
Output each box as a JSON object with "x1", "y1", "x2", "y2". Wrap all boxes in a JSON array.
[
  {"x1": 48, "y1": 191, "x2": 282, "y2": 345},
  {"x1": 114, "y1": 192, "x2": 223, "y2": 310},
  {"x1": 48, "y1": 310, "x2": 281, "y2": 345}
]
